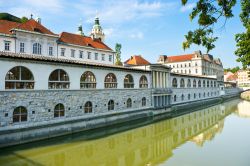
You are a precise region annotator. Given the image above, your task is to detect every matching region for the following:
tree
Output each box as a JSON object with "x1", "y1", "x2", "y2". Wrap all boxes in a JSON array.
[
  {"x1": 115, "y1": 43, "x2": 123, "y2": 66},
  {"x1": 181, "y1": 0, "x2": 250, "y2": 67},
  {"x1": 20, "y1": 16, "x2": 28, "y2": 23}
]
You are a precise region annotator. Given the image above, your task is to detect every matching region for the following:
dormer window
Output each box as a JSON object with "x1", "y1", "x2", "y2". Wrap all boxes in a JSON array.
[
  {"x1": 49, "y1": 46, "x2": 53, "y2": 56},
  {"x1": 34, "y1": 28, "x2": 42, "y2": 33},
  {"x1": 20, "y1": 42, "x2": 25, "y2": 53}
]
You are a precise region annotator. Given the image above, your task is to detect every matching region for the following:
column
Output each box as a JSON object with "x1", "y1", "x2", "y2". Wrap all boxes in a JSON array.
[{"x1": 152, "y1": 71, "x2": 156, "y2": 88}]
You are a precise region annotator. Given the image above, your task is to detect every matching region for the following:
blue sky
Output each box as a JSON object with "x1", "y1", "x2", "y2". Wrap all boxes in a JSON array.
[{"x1": 0, "y1": 0, "x2": 244, "y2": 68}]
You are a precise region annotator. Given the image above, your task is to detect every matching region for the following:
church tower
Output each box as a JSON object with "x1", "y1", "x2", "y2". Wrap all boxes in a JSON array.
[{"x1": 90, "y1": 17, "x2": 105, "y2": 42}]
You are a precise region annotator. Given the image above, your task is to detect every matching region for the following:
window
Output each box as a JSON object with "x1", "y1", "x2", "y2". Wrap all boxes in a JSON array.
[
  {"x1": 199, "y1": 93, "x2": 201, "y2": 98},
  {"x1": 195, "y1": 62, "x2": 197, "y2": 66},
  {"x1": 48, "y1": 69, "x2": 70, "y2": 89},
  {"x1": 108, "y1": 100, "x2": 114, "y2": 111},
  {"x1": 214, "y1": 81, "x2": 216, "y2": 87},
  {"x1": 189, "y1": 69, "x2": 191, "y2": 74},
  {"x1": 203, "y1": 80, "x2": 206, "y2": 87},
  {"x1": 105, "y1": 73, "x2": 117, "y2": 88},
  {"x1": 79, "y1": 51, "x2": 83, "y2": 58},
  {"x1": 4, "y1": 41, "x2": 10, "y2": 51},
  {"x1": 188, "y1": 94, "x2": 191, "y2": 100},
  {"x1": 211, "y1": 81, "x2": 213, "y2": 87},
  {"x1": 193, "y1": 80, "x2": 196, "y2": 88},
  {"x1": 54, "y1": 103, "x2": 65, "y2": 118},
  {"x1": 187, "y1": 79, "x2": 191, "y2": 87},
  {"x1": 174, "y1": 95, "x2": 177, "y2": 102},
  {"x1": 84, "y1": 101, "x2": 92, "y2": 113},
  {"x1": 5, "y1": 66, "x2": 34, "y2": 89},
  {"x1": 20, "y1": 42, "x2": 25, "y2": 53},
  {"x1": 139, "y1": 75, "x2": 148, "y2": 88},
  {"x1": 127, "y1": 98, "x2": 132, "y2": 108},
  {"x1": 124, "y1": 74, "x2": 134, "y2": 88},
  {"x1": 87, "y1": 52, "x2": 91, "y2": 59},
  {"x1": 49, "y1": 46, "x2": 53, "y2": 56},
  {"x1": 172, "y1": 78, "x2": 178, "y2": 87},
  {"x1": 195, "y1": 69, "x2": 198, "y2": 73},
  {"x1": 33, "y1": 43, "x2": 42, "y2": 54},
  {"x1": 13, "y1": 106, "x2": 27, "y2": 123},
  {"x1": 194, "y1": 93, "x2": 196, "y2": 99},
  {"x1": 207, "y1": 81, "x2": 209, "y2": 87},
  {"x1": 204, "y1": 92, "x2": 206, "y2": 97},
  {"x1": 95, "y1": 53, "x2": 98, "y2": 60},
  {"x1": 198, "y1": 80, "x2": 201, "y2": 87},
  {"x1": 142, "y1": 97, "x2": 146, "y2": 106},
  {"x1": 180, "y1": 79, "x2": 185, "y2": 88},
  {"x1": 102, "y1": 54, "x2": 105, "y2": 61},
  {"x1": 60, "y1": 48, "x2": 65, "y2": 56},
  {"x1": 71, "y1": 49, "x2": 75, "y2": 57},
  {"x1": 189, "y1": 63, "x2": 191, "y2": 67},
  {"x1": 109, "y1": 55, "x2": 112, "y2": 62},
  {"x1": 181, "y1": 94, "x2": 184, "y2": 101},
  {"x1": 80, "y1": 71, "x2": 96, "y2": 88}
]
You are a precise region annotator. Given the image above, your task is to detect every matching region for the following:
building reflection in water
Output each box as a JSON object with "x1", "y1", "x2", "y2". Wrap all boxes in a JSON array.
[
  {"x1": 236, "y1": 100, "x2": 250, "y2": 118},
  {"x1": 0, "y1": 100, "x2": 244, "y2": 166}
]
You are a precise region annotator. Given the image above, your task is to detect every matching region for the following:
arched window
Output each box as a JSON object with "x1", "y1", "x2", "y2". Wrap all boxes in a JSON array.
[
  {"x1": 48, "y1": 69, "x2": 70, "y2": 89},
  {"x1": 139, "y1": 75, "x2": 148, "y2": 88},
  {"x1": 211, "y1": 81, "x2": 213, "y2": 87},
  {"x1": 214, "y1": 81, "x2": 216, "y2": 87},
  {"x1": 204, "y1": 92, "x2": 206, "y2": 97},
  {"x1": 199, "y1": 93, "x2": 201, "y2": 98},
  {"x1": 108, "y1": 100, "x2": 115, "y2": 111},
  {"x1": 207, "y1": 81, "x2": 209, "y2": 87},
  {"x1": 54, "y1": 103, "x2": 65, "y2": 118},
  {"x1": 180, "y1": 79, "x2": 185, "y2": 88},
  {"x1": 172, "y1": 78, "x2": 178, "y2": 87},
  {"x1": 188, "y1": 94, "x2": 191, "y2": 100},
  {"x1": 181, "y1": 94, "x2": 184, "y2": 101},
  {"x1": 203, "y1": 80, "x2": 206, "y2": 87},
  {"x1": 208, "y1": 92, "x2": 210, "y2": 96},
  {"x1": 84, "y1": 101, "x2": 92, "y2": 113},
  {"x1": 5, "y1": 66, "x2": 34, "y2": 89},
  {"x1": 193, "y1": 79, "x2": 197, "y2": 88},
  {"x1": 13, "y1": 106, "x2": 27, "y2": 123},
  {"x1": 127, "y1": 98, "x2": 132, "y2": 108},
  {"x1": 194, "y1": 93, "x2": 196, "y2": 99},
  {"x1": 124, "y1": 74, "x2": 134, "y2": 88},
  {"x1": 187, "y1": 79, "x2": 191, "y2": 87},
  {"x1": 80, "y1": 71, "x2": 96, "y2": 89},
  {"x1": 105, "y1": 73, "x2": 117, "y2": 88},
  {"x1": 174, "y1": 95, "x2": 177, "y2": 102},
  {"x1": 198, "y1": 80, "x2": 201, "y2": 87},
  {"x1": 33, "y1": 43, "x2": 42, "y2": 54},
  {"x1": 142, "y1": 97, "x2": 146, "y2": 106}
]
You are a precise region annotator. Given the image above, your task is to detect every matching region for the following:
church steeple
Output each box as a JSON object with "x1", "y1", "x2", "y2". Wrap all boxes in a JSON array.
[
  {"x1": 77, "y1": 19, "x2": 84, "y2": 36},
  {"x1": 90, "y1": 16, "x2": 105, "y2": 42}
]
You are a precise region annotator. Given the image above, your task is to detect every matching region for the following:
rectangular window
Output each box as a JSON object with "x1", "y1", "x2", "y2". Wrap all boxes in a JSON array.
[
  {"x1": 87, "y1": 52, "x2": 91, "y2": 59},
  {"x1": 4, "y1": 41, "x2": 10, "y2": 51},
  {"x1": 95, "y1": 53, "x2": 98, "y2": 60},
  {"x1": 61, "y1": 48, "x2": 65, "y2": 56},
  {"x1": 102, "y1": 54, "x2": 105, "y2": 61},
  {"x1": 49, "y1": 46, "x2": 53, "y2": 56},
  {"x1": 71, "y1": 49, "x2": 75, "y2": 57},
  {"x1": 20, "y1": 42, "x2": 25, "y2": 53},
  {"x1": 79, "y1": 51, "x2": 83, "y2": 58},
  {"x1": 109, "y1": 55, "x2": 112, "y2": 62}
]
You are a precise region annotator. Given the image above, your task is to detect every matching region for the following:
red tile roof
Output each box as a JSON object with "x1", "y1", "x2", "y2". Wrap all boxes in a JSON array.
[
  {"x1": 0, "y1": 20, "x2": 20, "y2": 34},
  {"x1": 124, "y1": 55, "x2": 150, "y2": 65},
  {"x1": 166, "y1": 54, "x2": 194, "y2": 62},
  {"x1": 14, "y1": 19, "x2": 56, "y2": 35},
  {"x1": 58, "y1": 32, "x2": 112, "y2": 51}
]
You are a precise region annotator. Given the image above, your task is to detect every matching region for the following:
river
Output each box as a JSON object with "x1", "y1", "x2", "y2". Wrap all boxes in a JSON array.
[{"x1": 0, "y1": 99, "x2": 250, "y2": 166}]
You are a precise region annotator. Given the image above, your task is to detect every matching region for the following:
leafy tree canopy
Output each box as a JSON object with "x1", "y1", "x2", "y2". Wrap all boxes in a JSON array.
[{"x1": 182, "y1": 0, "x2": 250, "y2": 68}]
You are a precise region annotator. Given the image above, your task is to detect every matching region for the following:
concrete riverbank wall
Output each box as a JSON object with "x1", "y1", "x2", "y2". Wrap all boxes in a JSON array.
[{"x1": 0, "y1": 91, "x2": 241, "y2": 148}]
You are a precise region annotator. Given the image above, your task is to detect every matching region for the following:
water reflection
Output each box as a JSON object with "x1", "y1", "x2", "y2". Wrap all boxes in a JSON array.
[{"x1": 0, "y1": 99, "x2": 247, "y2": 166}]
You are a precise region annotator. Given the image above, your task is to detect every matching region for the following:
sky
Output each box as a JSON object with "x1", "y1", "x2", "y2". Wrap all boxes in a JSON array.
[{"x1": 0, "y1": 0, "x2": 245, "y2": 68}]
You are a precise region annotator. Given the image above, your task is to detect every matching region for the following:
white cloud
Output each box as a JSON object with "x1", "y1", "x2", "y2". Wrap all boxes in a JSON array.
[
  {"x1": 129, "y1": 32, "x2": 144, "y2": 39},
  {"x1": 180, "y1": 3, "x2": 195, "y2": 12}
]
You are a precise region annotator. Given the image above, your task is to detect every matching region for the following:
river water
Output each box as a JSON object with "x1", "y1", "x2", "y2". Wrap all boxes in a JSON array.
[{"x1": 0, "y1": 99, "x2": 250, "y2": 166}]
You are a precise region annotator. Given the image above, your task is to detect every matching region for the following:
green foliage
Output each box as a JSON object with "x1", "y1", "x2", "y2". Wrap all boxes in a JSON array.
[
  {"x1": 182, "y1": 0, "x2": 250, "y2": 67},
  {"x1": 224, "y1": 66, "x2": 240, "y2": 73},
  {"x1": 115, "y1": 43, "x2": 123, "y2": 66},
  {"x1": 235, "y1": 0, "x2": 250, "y2": 68},
  {"x1": 0, "y1": 13, "x2": 21, "y2": 22},
  {"x1": 20, "y1": 16, "x2": 28, "y2": 23}
]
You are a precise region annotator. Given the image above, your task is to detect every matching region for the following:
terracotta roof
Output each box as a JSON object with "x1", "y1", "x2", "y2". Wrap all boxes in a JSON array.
[
  {"x1": 14, "y1": 19, "x2": 56, "y2": 35},
  {"x1": 59, "y1": 32, "x2": 112, "y2": 51},
  {"x1": 124, "y1": 55, "x2": 150, "y2": 65},
  {"x1": 0, "y1": 20, "x2": 20, "y2": 34},
  {"x1": 0, "y1": 51, "x2": 149, "y2": 72},
  {"x1": 166, "y1": 54, "x2": 194, "y2": 62}
]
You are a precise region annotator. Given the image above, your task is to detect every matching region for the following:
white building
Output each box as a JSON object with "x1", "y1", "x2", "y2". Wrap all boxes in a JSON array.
[{"x1": 157, "y1": 51, "x2": 224, "y2": 83}]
